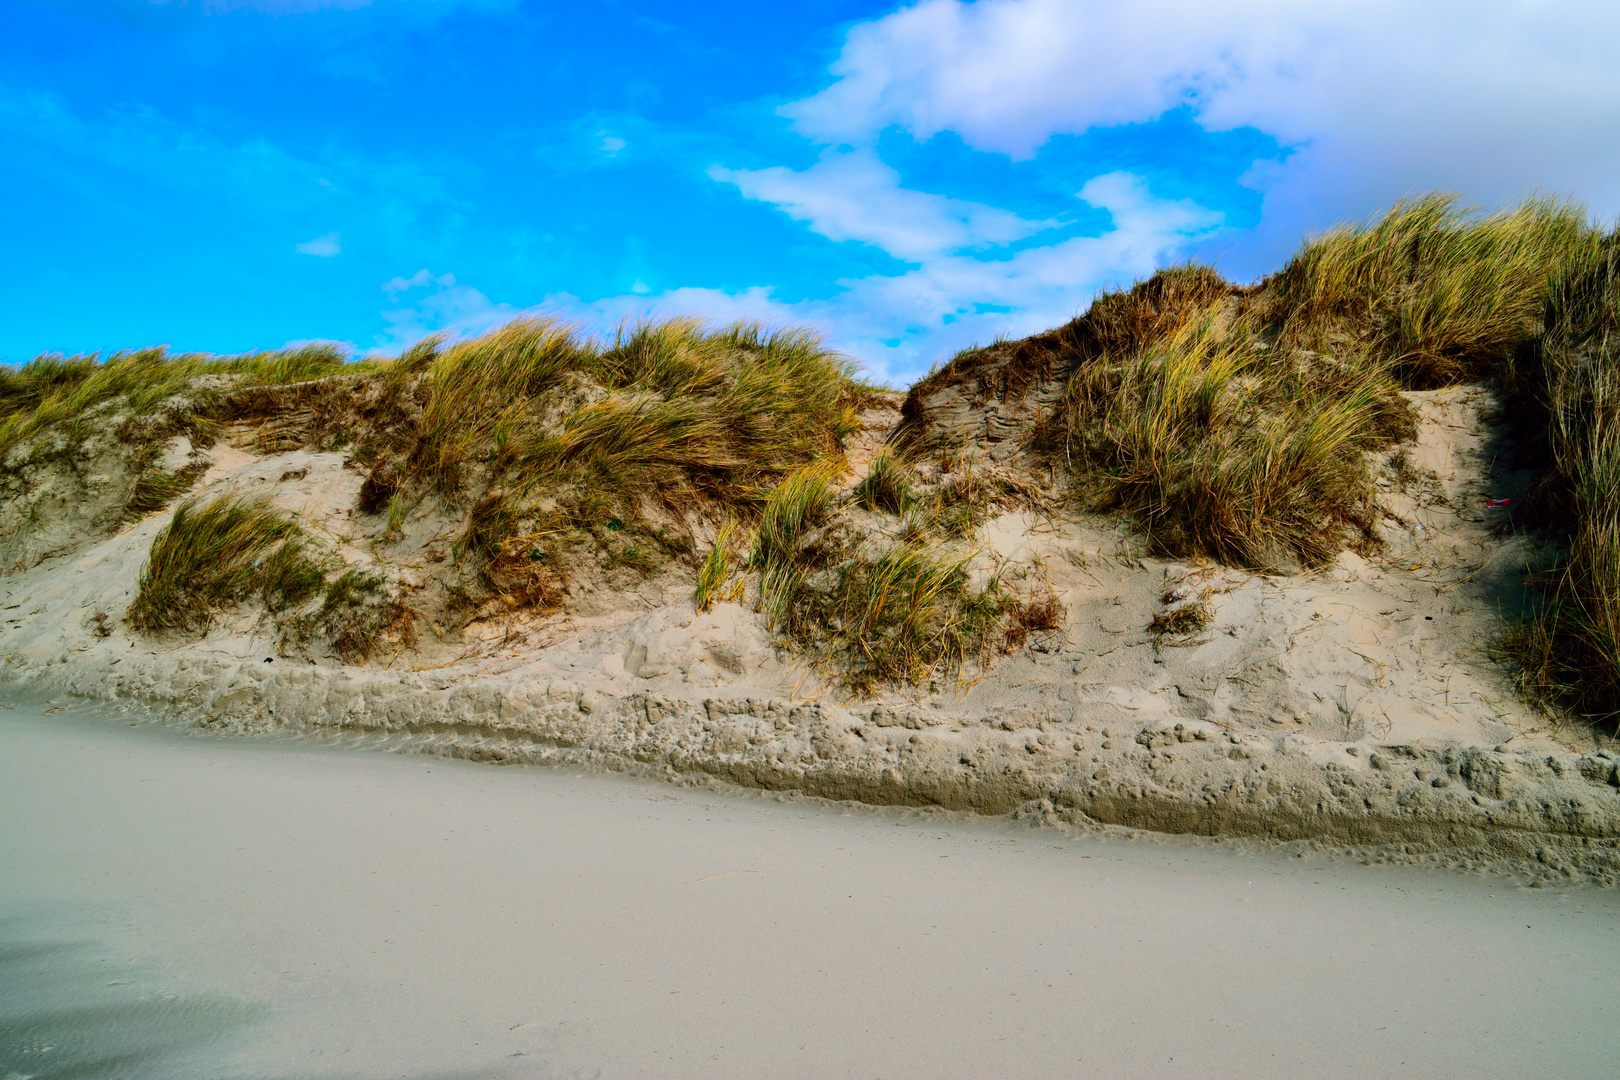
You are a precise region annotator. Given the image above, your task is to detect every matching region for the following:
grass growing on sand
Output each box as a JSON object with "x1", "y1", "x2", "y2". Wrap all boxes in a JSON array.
[
  {"x1": 743, "y1": 461, "x2": 1012, "y2": 694},
  {"x1": 693, "y1": 519, "x2": 743, "y2": 614},
  {"x1": 0, "y1": 344, "x2": 358, "y2": 467},
  {"x1": 355, "y1": 317, "x2": 863, "y2": 610},
  {"x1": 924, "y1": 192, "x2": 1617, "y2": 718},
  {"x1": 380, "y1": 317, "x2": 858, "y2": 505},
  {"x1": 1017, "y1": 197, "x2": 1595, "y2": 568},
  {"x1": 126, "y1": 493, "x2": 324, "y2": 633}
]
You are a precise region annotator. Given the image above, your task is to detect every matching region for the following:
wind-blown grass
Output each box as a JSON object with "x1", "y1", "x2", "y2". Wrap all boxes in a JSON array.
[
  {"x1": 852, "y1": 447, "x2": 914, "y2": 514},
  {"x1": 1259, "y1": 194, "x2": 1591, "y2": 386},
  {"x1": 1043, "y1": 296, "x2": 1405, "y2": 566},
  {"x1": 995, "y1": 195, "x2": 1594, "y2": 571},
  {"x1": 358, "y1": 317, "x2": 863, "y2": 598},
  {"x1": 386, "y1": 317, "x2": 858, "y2": 503},
  {"x1": 694, "y1": 519, "x2": 742, "y2": 614},
  {"x1": 916, "y1": 192, "x2": 1612, "y2": 715},
  {"x1": 126, "y1": 493, "x2": 324, "y2": 633},
  {"x1": 0, "y1": 343, "x2": 356, "y2": 468}
]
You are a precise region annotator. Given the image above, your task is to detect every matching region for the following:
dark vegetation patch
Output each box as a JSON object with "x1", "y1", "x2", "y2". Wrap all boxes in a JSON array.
[{"x1": 722, "y1": 456, "x2": 1057, "y2": 695}]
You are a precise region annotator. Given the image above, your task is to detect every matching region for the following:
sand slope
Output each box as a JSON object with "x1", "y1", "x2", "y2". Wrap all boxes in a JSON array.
[{"x1": 2, "y1": 385, "x2": 1618, "y2": 882}]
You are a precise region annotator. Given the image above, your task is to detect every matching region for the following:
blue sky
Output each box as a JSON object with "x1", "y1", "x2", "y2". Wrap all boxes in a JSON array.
[{"x1": 5, "y1": 1, "x2": 1620, "y2": 384}]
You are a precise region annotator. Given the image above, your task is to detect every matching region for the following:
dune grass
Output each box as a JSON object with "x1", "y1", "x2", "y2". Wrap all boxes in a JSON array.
[
  {"x1": 930, "y1": 192, "x2": 1611, "y2": 716},
  {"x1": 1498, "y1": 231, "x2": 1620, "y2": 721},
  {"x1": 693, "y1": 519, "x2": 743, "y2": 614},
  {"x1": 741, "y1": 461, "x2": 1009, "y2": 693},
  {"x1": 359, "y1": 317, "x2": 863, "y2": 594},
  {"x1": 1051, "y1": 308, "x2": 1404, "y2": 565},
  {"x1": 384, "y1": 317, "x2": 858, "y2": 502},
  {"x1": 0, "y1": 343, "x2": 357, "y2": 468},
  {"x1": 851, "y1": 447, "x2": 914, "y2": 514},
  {"x1": 1258, "y1": 194, "x2": 1591, "y2": 386},
  {"x1": 1001, "y1": 195, "x2": 1597, "y2": 571},
  {"x1": 126, "y1": 493, "x2": 325, "y2": 633}
]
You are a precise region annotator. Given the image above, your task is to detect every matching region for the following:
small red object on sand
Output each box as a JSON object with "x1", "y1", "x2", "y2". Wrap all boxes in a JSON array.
[{"x1": 1485, "y1": 498, "x2": 1512, "y2": 508}]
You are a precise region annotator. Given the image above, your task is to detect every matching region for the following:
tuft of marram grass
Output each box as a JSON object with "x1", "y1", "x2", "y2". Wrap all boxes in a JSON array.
[
  {"x1": 393, "y1": 316, "x2": 859, "y2": 503},
  {"x1": 1259, "y1": 193, "x2": 1592, "y2": 387},
  {"x1": 123, "y1": 464, "x2": 205, "y2": 520},
  {"x1": 694, "y1": 519, "x2": 742, "y2": 614},
  {"x1": 126, "y1": 493, "x2": 324, "y2": 634},
  {"x1": 355, "y1": 316, "x2": 863, "y2": 602},
  {"x1": 742, "y1": 463, "x2": 1007, "y2": 693},
  {"x1": 852, "y1": 447, "x2": 913, "y2": 514},
  {"x1": 1050, "y1": 304, "x2": 1400, "y2": 567}
]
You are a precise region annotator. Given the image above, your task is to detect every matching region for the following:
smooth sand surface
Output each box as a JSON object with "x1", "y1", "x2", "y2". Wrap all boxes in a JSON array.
[{"x1": 2, "y1": 704, "x2": 1617, "y2": 1079}]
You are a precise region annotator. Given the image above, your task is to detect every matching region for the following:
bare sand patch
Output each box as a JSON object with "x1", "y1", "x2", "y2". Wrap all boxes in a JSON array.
[{"x1": 3, "y1": 702, "x2": 1618, "y2": 1078}]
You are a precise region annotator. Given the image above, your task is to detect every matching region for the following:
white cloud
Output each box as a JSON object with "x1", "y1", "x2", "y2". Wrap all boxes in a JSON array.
[
  {"x1": 782, "y1": 0, "x2": 1620, "y2": 266},
  {"x1": 377, "y1": 269, "x2": 519, "y2": 347},
  {"x1": 709, "y1": 149, "x2": 1051, "y2": 261},
  {"x1": 295, "y1": 231, "x2": 342, "y2": 257},
  {"x1": 371, "y1": 173, "x2": 1214, "y2": 382},
  {"x1": 598, "y1": 131, "x2": 628, "y2": 156},
  {"x1": 544, "y1": 173, "x2": 1219, "y2": 384}
]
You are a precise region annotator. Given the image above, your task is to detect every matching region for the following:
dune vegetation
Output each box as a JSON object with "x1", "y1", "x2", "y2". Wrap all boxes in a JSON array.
[
  {"x1": 4, "y1": 193, "x2": 1619, "y2": 717},
  {"x1": 911, "y1": 192, "x2": 1617, "y2": 720}
]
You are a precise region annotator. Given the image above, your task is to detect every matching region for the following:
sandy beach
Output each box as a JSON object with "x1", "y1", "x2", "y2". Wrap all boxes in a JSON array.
[{"x1": 3, "y1": 699, "x2": 1617, "y2": 1079}]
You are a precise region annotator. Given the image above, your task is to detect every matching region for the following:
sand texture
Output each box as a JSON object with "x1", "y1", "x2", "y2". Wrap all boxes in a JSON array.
[
  {"x1": 7, "y1": 704, "x2": 1617, "y2": 1079},
  {"x1": 2, "y1": 382, "x2": 1618, "y2": 882}
]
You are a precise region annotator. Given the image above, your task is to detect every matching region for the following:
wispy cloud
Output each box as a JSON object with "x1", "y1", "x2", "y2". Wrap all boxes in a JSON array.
[
  {"x1": 542, "y1": 172, "x2": 1219, "y2": 384},
  {"x1": 296, "y1": 231, "x2": 341, "y2": 256},
  {"x1": 709, "y1": 149, "x2": 1052, "y2": 262},
  {"x1": 377, "y1": 268, "x2": 518, "y2": 347}
]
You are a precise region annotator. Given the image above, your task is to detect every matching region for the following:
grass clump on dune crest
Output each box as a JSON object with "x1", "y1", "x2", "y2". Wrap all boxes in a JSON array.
[
  {"x1": 925, "y1": 191, "x2": 1619, "y2": 715},
  {"x1": 0, "y1": 343, "x2": 358, "y2": 467},
  {"x1": 126, "y1": 493, "x2": 325, "y2": 634},
  {"x1": 1054, "y1": 308, "x2": 1403, "y2": 566},
  {"x1": 1260, "y1": 193, "x2": 1591, "y2": 386},
  {"x1": 388, "y1": 316, "x2": 858, "y2": 504},
  {"x1": 359, "y1": 317, "x2": 863, "y2": 606},
  {"x1": 1000, "y1": 195, "x2": 1597, "y2": 570}
]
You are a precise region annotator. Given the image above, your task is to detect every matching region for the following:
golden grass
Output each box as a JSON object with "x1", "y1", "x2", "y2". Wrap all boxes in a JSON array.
[
  {"x1": 126, "y1": 493, "x2": 324, "y2": 633},
  {"x1": 1048, "y1": 304, "x2": 1401, "y2": 566},
  {"x1": 852, "y1": 447, "x2": 914, "y2": 513},
  {"x1": 390, "y1": 317, "x2": 857, "y2": 502},
  {"x1": 923, "y1": 192, "x2": 1614, "y2": 715},
  {"x1": 0, "y1": 343, "x2": 357, "y2": 468},
  {"x1": 741, "y1": 462, "x2": 1008, "y2": 693},
  {"x1": 1261, "y1": 193, "x2": 1591, "y2": 386},
  {"x1": 354, "y1": 317, "x2": 863, "y2": 597},
  {"x1": 694, "y1": 519, "x2": 743, "y2": 614}
]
